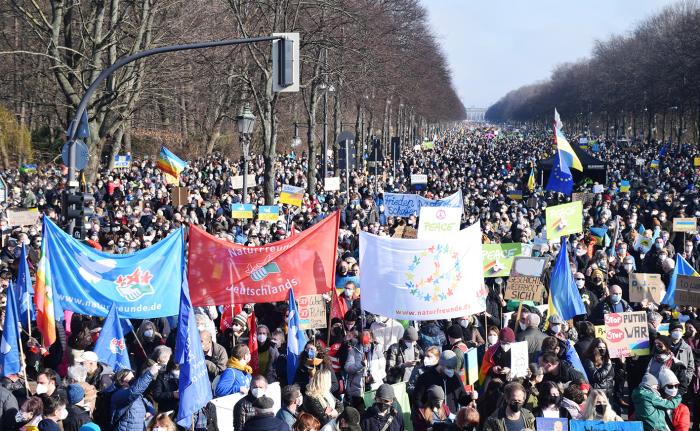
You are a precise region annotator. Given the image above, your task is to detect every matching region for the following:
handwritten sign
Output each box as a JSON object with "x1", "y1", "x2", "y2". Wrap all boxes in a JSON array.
[
  {"x1": 603, "y1": 311, "x2": 649, "y2": 358},
  {"x1": 324, "y1": 177, "x2": 340, "y2": 191},
  {"x1": 297, "y1": 294, "x2": 327, "y2": 329},
  {"x1": 113, "y1": 154, "x2": 131, "y2": 168},
  {"x1": 384, "y1": 190, "x2": 462, "y2": 217},
  {"x1": 170, "y1": 186, "x2": 189, "y2": 207},
  {"x1": 482, "y1": 243, "x2": 522, "y2": 278},
  {"x1": 629, "y1": 273, "x2": 666, "y2": 303},
  {"x1": 510, "y1": 341, "x2": 529, "y2": 378},
  {"x1": 675, "y1": 275, "x2": 700, "y2": 307},
  {"x1": 510, "y1": 256, "x2": 549, "y2": 277},
  {"x1": 7, "y1": 208, "x2": 40, "y2": 227},
  {"x1": 417, "y1": 207, "x2": 461, "y2": 239},
  {"x1": 545, "y1": 201, "x2": 583, "y2": 239},
  {"x1": 673, "y1": 217, "x2": 697, "y2": 233},
  {"x1": 572, "y1": 192, "x2": 595, "y2": 206},
  {"x1": 231, "y1": 174, "x2": 257, "y2": 189},
  {"x1": 505, "y1": 276, "x2": 545, "y2": 303}
]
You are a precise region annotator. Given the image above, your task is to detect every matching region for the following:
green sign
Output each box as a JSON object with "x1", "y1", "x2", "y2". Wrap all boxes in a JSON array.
[
  {"x1": 545, "y1": 201, "x2": 583, "y2": 239},
  {"x1": 482, "y1": 243, "x2": 522, "y2": 277}
]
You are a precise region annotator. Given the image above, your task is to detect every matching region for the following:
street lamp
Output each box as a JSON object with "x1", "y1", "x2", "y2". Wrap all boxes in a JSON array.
[
  {"x1": 237, "y1": 103, "x2": 256, "y2": 204},
  {"x1": 291, "y1": 122, "x2": 302, "y2": 147}
]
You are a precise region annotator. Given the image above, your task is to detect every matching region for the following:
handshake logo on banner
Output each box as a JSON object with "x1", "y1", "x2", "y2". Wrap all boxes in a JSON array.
[
  {"x1": 115, "y1": 268, "x2": 156, "y2": 302},
  {"x1": 248, "y1": 262, "x2": 282, "y2": 282}
]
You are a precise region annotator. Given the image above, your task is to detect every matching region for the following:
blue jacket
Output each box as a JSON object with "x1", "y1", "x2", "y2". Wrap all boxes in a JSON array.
[
  {"x1": 215, "y1": 367, "x2": 252, "y2": 397},
  {"x1": 110, "y1": 371, "x2": 155, "y2": 431}
]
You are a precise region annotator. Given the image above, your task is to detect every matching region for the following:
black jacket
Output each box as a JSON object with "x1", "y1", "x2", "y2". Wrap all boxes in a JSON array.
[
  {"x1": 62, "y1": 405, "x2": 92, "y2": 431},
  {"x1": 242, "y1": 414, "x2": 290, "y2": 431},
  {"x1": 151, "y1": 370, "x2": 179, "y2": 413},
  {"x1": 414, "y1": 367, "x2": 469, "y2": 413},
  {"x1": 361, "y1": 404, "x2": 405, "y2": 431},
  {"x1": 543, "y1": 360, "x2": 585, "y2": 385},
  {"x1": 582, "y1": 359, "x2": 615, "y2": 396}
]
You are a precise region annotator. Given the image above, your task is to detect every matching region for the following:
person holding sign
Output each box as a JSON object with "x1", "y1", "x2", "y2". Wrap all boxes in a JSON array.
[{"x1": 479, "y1": 328, "x2": 515, "y2": 387}]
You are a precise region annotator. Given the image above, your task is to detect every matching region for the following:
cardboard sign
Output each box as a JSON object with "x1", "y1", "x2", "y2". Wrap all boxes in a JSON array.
[
  {"x1": 570, "y1": 420, "x2": 643, "y2": 431},
  {"x1": 280, "y1": 184, "x2": 304, "y2": 206},
  {"x1": 324, "y1": 177, "x2": 340, "y2": 191},
  {"x1": 170, "y1": 186, "x2": 188, "y2": 207},
  {"x1": 510, "y1": 341, "x2": 529, "y2": 378},
  {"x1": 603, "y1": 311, "x2": 650, "y2": 358},
  {"x1": 505, "y1": 276, "x2": 545, "y2": 303},
  {"x1": 231, "y1": 204, "x2": 254, "y2": 219},
  {"x1": 410, "y1": 174, "x2": 427, "y2": 185},
  {"x1": 482, "y1": 243, "x2": 522, "y2": 278},
  {"x1": 673, "y1": 217, "x2": 697, "y2": 233},
  {"x1": 417, "y1": 207, "x2": 461, "y2": 239},
  {"x1": 537, "y1": 418, "x2": 569, "y2": 431},
  {"x1": 297, "y1": 294, "x2": 327, "y2": 329},
  {"x1": 510, "y1": 256, "x2": 549, "y2": 277},
  {"x1": 7, "y1": 208, "x2": 40, "y2": 227},
  {"x1": 258, "y1": 206, "x2": 279, "y2": 222},
  {"x1": 572, "y1": 192, "x2": 595, "y2": 206},
  {"x1": 675, "y1": 275, "x2": 700, "y2": 307},
  {"x1": 231, "y1": 174, "x2": 257, "y2": 189},
  {"x1": 392, "y1": 225, "x2": 417, "y2": 239},
  {"x1": 545, "y1": 201, "x2": 583, "y2": 239},
  {"x1": 629, "y1": 273, "x2": 666, "y2": 303}
]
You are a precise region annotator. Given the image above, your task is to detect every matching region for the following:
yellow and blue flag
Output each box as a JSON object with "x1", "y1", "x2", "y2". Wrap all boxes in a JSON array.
[
  {"x1": 555, "y1": 128, "x2": 583, "y2": 174},
  {"x1": 661, "y1": 254, "x2": 699, "y2": 308},
  {"x1": 547, "y1": 238, "x2": 586, "y2": 321},
  {"x1": 650, "y1": 160, "x2": 660, "y2": 169},
  {"x1": 620, "y1": 180, "x2": 630, "y2": 193},
  {"x1": 527, "y1": 167, "x2": 536, "y2": 192}
]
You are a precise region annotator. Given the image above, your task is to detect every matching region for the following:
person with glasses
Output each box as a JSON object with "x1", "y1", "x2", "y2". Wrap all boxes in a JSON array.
[
  {"x1": 658, "y1": 369, "x2": 689, "y2": 431},
  {"x1": 573, "y1": 272, "x2": 598, "y2": 316},
  {"x1": 632, "y1": 373, "x2": 681, "y2": 431}
]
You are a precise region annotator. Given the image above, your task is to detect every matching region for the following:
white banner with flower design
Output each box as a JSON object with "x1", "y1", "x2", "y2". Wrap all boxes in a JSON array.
[{"x1": 359, "y1": 223, "x2": 486, "y2": 320}]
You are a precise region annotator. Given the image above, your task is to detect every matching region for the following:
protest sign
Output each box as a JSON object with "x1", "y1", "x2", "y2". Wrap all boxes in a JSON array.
[
  {"x1": 393, "y1": 225, "x2": 418, "y2": 239},
  {"x1": 505, "y1": 276, "x2": 544, "y2": 303},
  {"x1": 410, "y1": 174, "x2": 428, "y2": 186},
  {"x1": 510, "y1": 341, "x2": 529, "y2": 378},
  {"x1": 170, "y1": 186, "x2": 188, "y2": 207},
  {"x1": 324, "y1": 176, "x2": 340, "y2": 191},
  {"x1": 694, "y1": 157, "x2": 700, "y2": 167},
  {"x1": 537, "y1": 418, "x2": 569, "y2": 431},
  {"x1": 359, "y1": 223, "x2": 486, "y2": 320},
  {"x1": 510, "y1": 256, "x2": 549, "y2": 277},
  {"x1": 421, "y1": 140, "x2": 434, "y2": 150},
  {"x1": 545, "y1": 201, "x2": 583, "y2": 239},
  {"x1": 675, "y1": 275, "x2": 700, "y2": 307},
  {"x1": 482, "y1": 243, "x2": 522, "y2": 277},
  {"x1": 384, "y1": 190, "x2": 463, "y2": 217},
  {"x1": 230, "y1": 174, "x2": 257, "y2": 189},
  {"x1": 279, "y1": 184, "x2": 304, "y2": 206},
  {"x1": 7, "y1": 208, "x2": 40, "y2": 226},
  {"x1": 673, "y1": 217, "x2": 697, "y2": 233},
  {"x1": 212, "y1": 382, "x2": 281, "y2": 431},
  {"x1": 603, "y1": 311, "x2": 650, "y2": 358},
  {"x1": 572, "y1": 192, "x2": 595, "y2": 206},
  {"x1": 113, "y1": 154, "x2": 131, "y2": 168},
  {"x1": 417, "y1": 207, "x2": 461, "y2": 239},
  {"x1": 297, "y1": 294, "x2": 327, "y2": 330},
  {"x1": 633, "y1": 235, "x2": 653, "y2": 253},
  {"x1": 465, "y1": 348, "x2": 478, "y2": 385},
  {"x1": 629, "y1": 273, "x2": 665, "y2": 303},
  {"x1": 231, "y1": 204, "x2": 254, "y2": 219},
  {"x1": 258, "y1": 206, "x2": 279, "y2": 222},
  {"x1": 592, "y1": 184, "x2": 604, "y2": 194},
  {"x1": 569, "y1": 420, "x2": 643, "y2": 431}
]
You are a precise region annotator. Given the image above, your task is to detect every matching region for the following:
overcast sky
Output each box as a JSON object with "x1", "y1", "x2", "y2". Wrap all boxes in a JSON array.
[{"x1": 422, "y1": 0, "x2": 677, "y2": 109}]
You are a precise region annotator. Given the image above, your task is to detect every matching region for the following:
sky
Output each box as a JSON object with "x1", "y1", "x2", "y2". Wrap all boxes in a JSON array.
[{"x1": 422, "y1": 0, "x2": 677, "y2": 109}]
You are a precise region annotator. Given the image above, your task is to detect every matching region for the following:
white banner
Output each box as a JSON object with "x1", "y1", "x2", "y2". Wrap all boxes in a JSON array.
[
  {"x1": 384, "y1": 190, "x2": 463, "y2": 217},
  {"x1": 359, "y1": 223, "x2": 486, "y2": 320},
  {"x1": 417, "y1": 207, "x2": 461, "y2": 239}
]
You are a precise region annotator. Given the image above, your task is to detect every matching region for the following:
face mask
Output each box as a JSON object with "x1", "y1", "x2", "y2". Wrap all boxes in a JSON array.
[
  {"x1": 251, "y1": 388, "x2": 264, "y2": 398},
  {"x1": 459, "y1": 319, "x2": 469, "y2": 328},
  {"x1": 376, "y1": 402, "x2": 390, "y2": 413},
  {"x1": 657, "y1": 353, "x2": 670, "y2": 362},
  {"x1": 624, "y1": 264, "x2": 634, "y2": 272},
  {"x1": 595, "y1": 404, "x2": 607, "y2": 415},
  {"x1": 519, "y1": 322, "x2": 527, "y2": 330},
  {"x1": 59, "y1": 408, "x2": 68, "y2": 421},
  {"x1": 403, "y1": 340, "x2": 414, "y2": 348},
  {"x1": 257, "y1": 334, "x2": 267, "y2": 344},
  {"x1": 344, "y1": 289, "x2": 354, "y2": 297},
  {"x1": 576, "y1": 248, "x2": 587, "y2": 256},
  {"x1": 487, "y1": 335, "x2": 498, "y2": 345},
  {"x1": 424, "y1": 357, "x2": 438, "y2": 366},
  {"x1": 610, "y1": 294, "x2": 621, "y2": 304},
  {"x1": 671, "y1": 331, "x2": 682, "y2": 341},
  {"x1": 598, "y1": 346, "x2": 607, "y2": 354},
  {"x1": 501, "y1": 343, "x2": 511, "y2": 352},
  {"x1": 576, "y1": 280, "x2": 585, "y2": 288},
  {"x1": 509, "y1": 402, "x2": 521, "y2": 413},
  {"x1": 551, "y1": 325, "x2": 561, "y2": 334},
  {"x1": 664, "y1": 387, "x2": 678, "y2": 397},
  {"x1": 35, "y1": 383, "x2": 48, "y2": 394},
  {"x1": 443, "y1": 368, "x2": 455, "y2": 378},
  {"x1": 154, "y1": 428, "x2": 167, "y2": 431},
  {"x1": 232, "y1": 324, "x2": 242, "y2": 332},
  {"x1": 144, "y1": 329, "x2": 154, "y2": 338},
  {"x1": 307, "y1": 349, "x2": 316, "y2": 359}
]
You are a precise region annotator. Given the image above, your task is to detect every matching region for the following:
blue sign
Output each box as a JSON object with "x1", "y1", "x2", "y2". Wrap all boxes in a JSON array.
[
  {"x1": 114, "y1": 155, "x2": 132, "y2": 168},
  {"x1": 537, "y1": 418, "x2": 568, "y2": 431},
  {"x1": 384, "y1": 190, "x2": 462, "y2": 217},
  {"x1": 569, "y1": 421, "x2": 643, "y2": 431},
  {"x1": 43, "y1": 217, "x2": 184, "y2": 318}
]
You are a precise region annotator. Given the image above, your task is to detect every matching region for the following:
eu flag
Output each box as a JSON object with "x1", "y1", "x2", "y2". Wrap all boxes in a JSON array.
[
  {"x1": 0, "y1": 281, "x2": 22, "y2": 377},
  {"x1": 93, "y1": 304, "x2": 131, "y2": 371},
  {"x1": 548, "y1": 238, "x2": 586, "y2": 320},
  {"x1": 14, "y1": 244, "x2": 35, "y2": 328},
  {"x1": 287, "y1": 288, "x2": 308, "y2": 384},
  {"x1": 545, "y1": 154, "x2": 574, "y2": 195},
  {"x1": 661, "y1": 254, "x2": 699, "y2": 308},
  {"x1": 175, "y1": 281, "x2": 212, "y2": 427}
]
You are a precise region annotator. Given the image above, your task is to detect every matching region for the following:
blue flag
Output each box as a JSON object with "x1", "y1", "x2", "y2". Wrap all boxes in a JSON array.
[
  {"x1": 659, "y1": 144, "x2": 667, "y2": 158},
  {"x1": 549, "y1": 238, "x2": 586, "y2": 320},
  {"x1": 93, "y1": 304, "x2": 131, "y2": 371},
  {"x1": 287, "y1": 288, "x2": 307, "y2": 384},
  {"x1": 0, "y1": 281, "x2": 22, "y2": 377},
  {"x1": 175, "y1": 281, "x2": 212, "y2": 427},
  {"x1": 14, "y1": 244, "x2": 35, "y2": 327},
  {"x1": 661, "y1": 254, "x2": 700, "y2": 308},
  {"x1": 638, "y1": 224, "x2": 645, "y2": 234},
  {"x1": 545, "y1": 154, "x2": 574, "y2": 195},
  {"x1": 42, "y1": 217, "x2": 184, "y2": 318}
]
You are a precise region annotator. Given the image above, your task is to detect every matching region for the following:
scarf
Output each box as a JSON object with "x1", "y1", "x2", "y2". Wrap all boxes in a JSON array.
[{"x1": 227, "y1": 357, "x2": 253, "y2": 374}]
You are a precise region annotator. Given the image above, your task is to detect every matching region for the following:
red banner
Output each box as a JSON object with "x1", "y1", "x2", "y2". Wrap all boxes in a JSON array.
[{"x1": 188, "y1": 211, "x2": 340, "y2": 305}]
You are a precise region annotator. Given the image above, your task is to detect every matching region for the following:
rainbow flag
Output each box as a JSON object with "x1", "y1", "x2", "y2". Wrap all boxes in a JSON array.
[
  {"x1": 34, "y1": 224, "x2": 57, "y2": 347},
  {"x1": 157, "y1": 146, "x2": 188, "y2": 178}
]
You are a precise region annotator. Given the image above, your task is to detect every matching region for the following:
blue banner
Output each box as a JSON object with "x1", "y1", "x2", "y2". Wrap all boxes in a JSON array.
[
  {"x1": 569, "y1": 421, "x2": 642, "y2": 431},
  {"x1": 384, "y1": 190, "x2": 462, "y2": 217},
  {"x1": 43, "y1": 217, "x2": 184, "y2": 318}
]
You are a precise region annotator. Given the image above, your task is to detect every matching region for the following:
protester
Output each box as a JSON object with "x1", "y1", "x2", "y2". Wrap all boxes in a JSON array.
[
  {"x1": 361, "y1": 384, "x2": 403, "y2": 431},
  {"x1": 302, "y1": 368, "x2": 342, "y2": 426},
  {"x1": 385, "y1": 327, "x2": 423, "y2": 385},
  {"x1": 483, "y1": 382, "x2": 535, "y2": 431},
  {"x1": 242, "y1": 396, "x2": 289, "y2": 431},
  {"x1": 276, "y1": 384, "x2": 302, "y2": 429},
  {"x1": 110, "y1": 364, "x2": 159, "y2": 431},
  {"x1": 233, "y1": 375, "x2": 267, "y2": 431},
  {"x1": 632, "y1": 373, "x2": 681, "y2": 431},
  {"x1": 63, "y1": 384, "x2": 91, "y2": 431},
  {"x1": 412, "y1": 385, "x2": 450, "y2": 431},
  {"x1": 580, "y1": 389, "x2": 621, "y2": 421},
  {"x1": 37, "y1": 395, "x2": 67, "y2": 431}
]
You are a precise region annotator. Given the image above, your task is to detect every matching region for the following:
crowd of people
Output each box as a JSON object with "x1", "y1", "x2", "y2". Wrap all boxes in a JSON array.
[{"x1": 1, "y1": 123, "x2": 700, "y2": 431}]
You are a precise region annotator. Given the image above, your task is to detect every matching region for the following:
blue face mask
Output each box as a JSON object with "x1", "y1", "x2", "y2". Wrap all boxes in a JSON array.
[{"x1": 610, "y1": 294, "x2": 621, "y2": 304}]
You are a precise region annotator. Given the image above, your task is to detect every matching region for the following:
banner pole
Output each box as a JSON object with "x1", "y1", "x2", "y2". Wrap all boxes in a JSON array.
[{"x1": 127, "y1": 319, "x2": 149, "y2": 359}]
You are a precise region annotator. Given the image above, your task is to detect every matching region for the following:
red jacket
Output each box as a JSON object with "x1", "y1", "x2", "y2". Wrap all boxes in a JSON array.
[{"x1": 671, "y1": 403, "x2": 690, "y2": 431}]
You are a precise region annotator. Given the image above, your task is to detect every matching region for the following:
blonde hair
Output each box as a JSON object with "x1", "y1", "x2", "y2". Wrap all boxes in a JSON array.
[
  {"x1": 305, "y1": 368, "x2": 332, "y2": 398},
  {"x1": 582, "y1": 390, "x2": 620, "y2": 422}
]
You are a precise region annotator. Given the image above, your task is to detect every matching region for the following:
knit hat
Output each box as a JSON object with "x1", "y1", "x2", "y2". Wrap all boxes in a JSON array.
[
  {"x1": 66, "y1": 383, "x2": 85, "y2": 405},
  {"x1": 426, "y1": 385, "x2": 445, "y2": 401},
  {"x1": 439, "y1": 350, "x2": 458, "y2": 369},
  {"x1": 232, "y1": 312, "x2": 248, "y2": 328},
  {"x1": 79, "y1": 424, "x2": 101, "y2": 431},
  {"x1": 339, "y1": 407, "x2": 362, "y2": 431},
  {"x1": 375, "y1": 383, "x2": 395, "y2": 401},
  {"x1": 658, "y1": 368, "x2": 680, "y2": 387},
  {"x1": 548, "y1": 315, "x2": 563, "y2": 325},
  {"x1": 669, "y1": 321, "x2": 684, "y2": 332},
  {"x1": 404, "y1": 327, "x2": 419, "y2": 341},
  {"x1": 499, "y1": 327, "x2": 515, "y2": 343},
  {"x1": 641, "y1": 373, "x2": 659, "y2": 389},
  {"x1": 252, "y1": 396, "x2": 275, "y2": 414},
  {"x1": 446, "y1": 325, "x2": 463, "y2": 340}
]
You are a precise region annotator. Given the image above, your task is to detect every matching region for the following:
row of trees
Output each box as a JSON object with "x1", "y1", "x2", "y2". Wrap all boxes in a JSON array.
[
  {"x1": 486, "y1": 0, "x2": 700, "y2": 144},
  {"x1": 0, "y1": 0, "x2": 465, "y2": 201}
]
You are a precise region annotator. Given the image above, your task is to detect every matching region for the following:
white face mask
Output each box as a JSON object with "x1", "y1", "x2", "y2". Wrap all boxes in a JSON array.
[
  {"x1": 519, "y1": 322, "x2": 527, "y2": 330},
  {"x1": 154, "y1": 427, "x2": 167, "y2": 431},
  {"x1": 232, "y1": 324, "x2": 242, "y2": 332},
  {"x1": 576, "y1": 280, "x2": 585, "y2": 288},
  {"x1": 443, "y1": 368, "x2": 455, "y2": 378},
  {"x1": 251, "y1": 387, "x2": 265, "y2": 398},
  {"x1": 501, "y1": 343, "x2": 511, "y2": 352},
  {"x1": 664, "y1": 387, "x2": 678, "y2": 397},
  {"x1": 487, "y1": 335, "x2": 498, "y2": 345},
  {"x1": 257, "y1": 334, "x2": 267, "y2": 344},
  {"x1": 59, "y1": 408, "x2": 68, "y2": 421},
  {"x1": 551, "y1": 325, "x2": 561, "y2": 334},
  {"x1": 424, "y1": 357, "x2": 438, "y2": 366},
  {"x1": 35, "y1": 383, "x2": 48, "y2": 395}
]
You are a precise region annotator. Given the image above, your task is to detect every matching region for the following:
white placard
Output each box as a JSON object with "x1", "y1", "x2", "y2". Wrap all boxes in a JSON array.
[
  {"x1": 231, "y1": 174, "x2": 257, "y2": 189},
  {"x1": 417, "y1": 207, "x2": 461, "y2": 239},
  {"x1": 510, "y1": 341, "x2": 529, "y2": 378},
  {"x1": 410, "y1": 174, "x2": 427, "y2": 185},
  {"x1": 324, "y1": 177, "x2": 340, "y2": 191}
]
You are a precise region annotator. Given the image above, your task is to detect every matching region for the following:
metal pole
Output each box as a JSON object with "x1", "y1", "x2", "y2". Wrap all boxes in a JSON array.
[
  {"x1": 345, "y1": 140, "x2": 351, "y2": 194},
  {"x1": 242, "y1": 136, "x2": 249, "y2": 204}
]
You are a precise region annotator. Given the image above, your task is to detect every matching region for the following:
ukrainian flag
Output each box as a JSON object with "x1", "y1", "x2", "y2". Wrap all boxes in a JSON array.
[
  {"x1": 555, "y1": 127, "x2": 583, "y2": 174},
  {"x1": 508, "y1": 190, "x2": 523, "y2": 200},
  {"x1": 650, "y1": 160, "x2": 660, "y2": 169},
  {"x1": 156, "y1": 146, "x2": 188, "y2": 177},
  {"x1": 662, "y1": 254, "x2": 699, "y2": 308},
  {"x1": 620, "y1": 180, "x2": 630, "y2": 193},
  {"x1": 527, "y1": 167, "x2": 536, "y2": 192}
]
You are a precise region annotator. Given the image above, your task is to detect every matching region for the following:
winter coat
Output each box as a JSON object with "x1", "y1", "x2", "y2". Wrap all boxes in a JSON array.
[
  {"x1": 669, "y1": 403, "x2": 690, "y2": 431},
  {"x1": 110, "y1": 371, "x2": 156, "y2": 431},
  {"x1": 631, "y1": 386, "x2": 680, "y2": 431},
  {"x1": 215, "y1": 358, "x2": 252, "y2": 397},
  {"x1": 418, "y1": 323, "x2": 446, "y2": 351},
  {"x1": 233, "y1": 394, "x2": 256, "y2": 431},
  {"x1": 361, "y1": 404, "x2": 405, "y2": 431},
  {"x1": 590, "y1": 298, "x2": 633, "y2": 325},
  {"x1": 204, "y1": 342, "x2": 229, "y2": 379},
  {"x1": 344, "y1": 344, "x2": 366, "y2": 398},
  {"x1": 583, "y1": 359, "x2": 615, "y2": 397},
  {"x1": 414, "y1": 366, "x2": 469, "y2": 413},
  {"x1": 516, "y1": 327, "x2": 547, "y2": 362},
  {"x1": 483, "y1": 406, "x2": 536, "y2": 431},
  {"x1": 274, "y1": 407, "x2": 297, "y2": 430},
  {"x1": 151, "y1": 370, "x2": 179, "y2": 413},
  {"x1": 542, "y1": 360, "x2": 585, "y2": 385},
  {"x1": 241, "y1": 413, "x2": 290, "y2": 431},
  {"x1": 86, "y1": 362, "x2": 114, "y2": 391},
  {"x1": 669, "y1": 339, "x2": 695, "y2": 387},
  {"x1": 62, "y1": 405, "x2": 92, "y2": 431},
  {"x1": 303, "y1": 393, "x2": 344, "y2": 426},
  {"x1": 0, "y1": 386, "x2": 18, "y2": 431},
  {"x1": 385, "y1": 341, "x2": 423, "y2": 384}
]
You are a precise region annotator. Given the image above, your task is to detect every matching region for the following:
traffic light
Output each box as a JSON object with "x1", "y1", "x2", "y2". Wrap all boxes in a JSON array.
[{"x1": 62, "y1": 191, "x2": 95, "y2": 222}]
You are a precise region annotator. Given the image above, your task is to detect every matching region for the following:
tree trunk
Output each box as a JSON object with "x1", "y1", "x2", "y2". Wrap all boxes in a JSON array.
[{"x1": 306, "y1": 86, "x2": 320, "y2": 195}]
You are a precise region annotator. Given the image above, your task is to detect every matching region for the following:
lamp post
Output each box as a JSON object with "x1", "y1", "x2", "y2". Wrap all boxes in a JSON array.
[
  {"x1": 237, "y1": 103, "x2": 256, "y2": 204},
  {"x1": 292, "y1": 122, "x2": 303, "y2": 148}
]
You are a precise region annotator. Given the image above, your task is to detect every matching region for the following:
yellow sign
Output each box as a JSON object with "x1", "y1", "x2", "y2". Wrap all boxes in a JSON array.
[{"x1": 280, "y1": 184, "x2": 304, "y2": 207}]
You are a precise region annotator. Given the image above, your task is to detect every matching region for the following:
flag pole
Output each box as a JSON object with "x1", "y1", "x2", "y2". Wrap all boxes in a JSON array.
[{"x1": 127, "y1": 319, "x2": 149, "y2": 359}]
